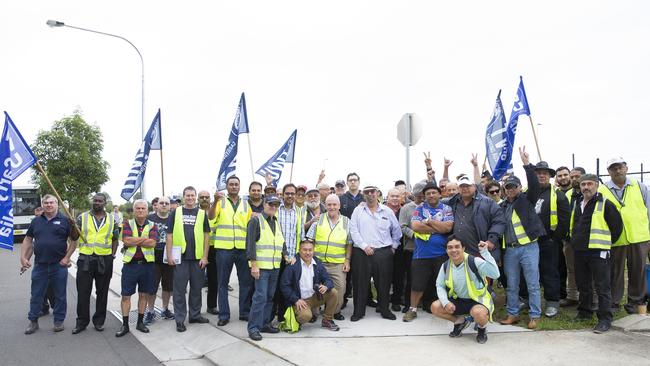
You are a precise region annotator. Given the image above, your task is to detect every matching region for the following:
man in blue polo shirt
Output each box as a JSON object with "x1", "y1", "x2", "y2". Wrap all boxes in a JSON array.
[
  {"x1": 21, "y1": 194, "x2": 79, "y2": 334},
  {"x1": 403, "y1": 183, "x2": 454, "y2": 322}
]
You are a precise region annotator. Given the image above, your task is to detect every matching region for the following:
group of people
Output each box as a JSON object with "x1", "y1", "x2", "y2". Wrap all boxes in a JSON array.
[{"x1": 20, "y1": 147, "x2": 649, "y2": 344}]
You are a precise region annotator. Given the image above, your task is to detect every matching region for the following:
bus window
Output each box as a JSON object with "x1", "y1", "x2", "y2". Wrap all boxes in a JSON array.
[{"x1": 14, "y1": 190, "x2": 40, "y2": 216}]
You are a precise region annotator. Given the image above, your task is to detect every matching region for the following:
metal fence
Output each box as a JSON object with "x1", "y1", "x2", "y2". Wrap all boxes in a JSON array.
[{"x1": 569, "y1": 154, "x2": 646, "y2": 183}]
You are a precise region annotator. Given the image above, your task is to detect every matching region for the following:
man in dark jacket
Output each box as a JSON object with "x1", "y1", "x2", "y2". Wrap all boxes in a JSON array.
[
  {"x1": 570, "y1": 174, "x2": 623, "y2": 333},
  {"x1": 499, "y1": 147, "x2": 546, "y2": 329},
  {"x1": 280, "y1": 240, "x2": 340, "y2": 331}
]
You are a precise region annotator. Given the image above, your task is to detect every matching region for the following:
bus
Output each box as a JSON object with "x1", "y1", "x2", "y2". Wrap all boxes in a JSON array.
[{"x1": 13, "y1": 185, "x2": 41, "y2": 242}]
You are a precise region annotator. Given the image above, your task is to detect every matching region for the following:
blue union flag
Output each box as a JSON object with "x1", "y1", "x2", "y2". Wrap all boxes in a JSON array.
[
  {"x1": 485, "y1": 91, "x2": 511, "y2": 181},
  {"x1": 120, "y1": 109, "x2": 162, "y2": 200},
  {"x1": 256, "y1": 130, "x2": 297, "y2": 187},
  {"x1": 216, "y1": 93, "x2": 249, "y2": 191}
]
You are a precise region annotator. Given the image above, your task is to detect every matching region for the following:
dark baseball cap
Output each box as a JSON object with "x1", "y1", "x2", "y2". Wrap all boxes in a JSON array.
[
  {"x1": 335, "y1": 180, "x2": 346, "y2": 188},
  {"x1": 422, "y1": 182, "x2": 442, "y2": 194},
  {"x1": 504, "y1": 175, "x2": 522, "y2": 188},
  {"x1": 264, "y1": 195, "x2": 281, "y2": 205}
]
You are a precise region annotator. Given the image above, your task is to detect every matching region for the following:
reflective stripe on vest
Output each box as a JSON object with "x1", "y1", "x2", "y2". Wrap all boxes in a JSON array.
[
  {"x1": 212, "y1": 198, "x2": 249, "y2": 250},
  {"x1": 79, "y1": 211, "x2": 114, "y2": 256},
  {"x1": 172, "y1": 207, "x2": 206, "y2": 259},
  {"x1": 598, "y1": 180, "x2": 650, "y2": 246},
  {"x1": 122, "y1": 219, "x2": 155, "y2": 263},
  {"x1": 253, "y1": 217, "x2": 285, "y2": 270},
  {"x1": 570, "y1": 198, "x2": 613, "y2": 250},
  {"x1": 550, "y1": 188, "x2": 558, "y2": 231},
  {"x1": 313, "y1": 215, "x2": 349, "y2": 264},
  {"x1": 444, "y1": 253, "x2": 494, "y2": 321}
]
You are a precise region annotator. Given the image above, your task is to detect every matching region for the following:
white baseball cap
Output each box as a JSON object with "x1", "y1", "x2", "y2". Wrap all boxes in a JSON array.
[{"x1": 606, "y1": 157, "x2": 626, "y2": 169}]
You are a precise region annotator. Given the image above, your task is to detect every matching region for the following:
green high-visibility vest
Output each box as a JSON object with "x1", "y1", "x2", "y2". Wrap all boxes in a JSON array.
[
  {"x1": 444, "y1": 253, "x2": 494, "y2": 321},
  {"x1": 313, "y1": 215, "x2": 349, "y2": 264},
  {"x1": 212, "y1": 198, "x2": 250, "y2": 250},
  {"x1": 172, "y1": 207, "x2": 207, "y2": 260},
  {"x1": 122, "y1": 219, "x2": 155, "y2": 263},
  {"x1": 253, "y1": 217, "x2": 285, "y2": 270},
  {"x1": 598, "y1": 180, "x2": 650, "y2": 247},
  {"x1": 79, "y1": 211, "x2": 114, "y2": 256},
  {"x1": 569, "y1": 197, "x2": 612, "y2": 250}
]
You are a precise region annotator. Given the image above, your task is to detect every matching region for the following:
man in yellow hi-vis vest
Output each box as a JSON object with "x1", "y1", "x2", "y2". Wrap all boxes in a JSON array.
[
  {"x1": 208, "y1": 176, "x2": 253, "y2": 326},
  {"x1": 570, "y1": 174, "x2": 623, "y2": 333},
  {"x1": 246, "y1": 195, "x2": 286, "y2": 341},
  {"x1": 431, "y1": 236, "x2": 499, "y2": 344},
  {"x1": 600, "y1": 157, "x2": 650, "y2": 314},
  {"x1": 73, "y1": 193, "x2": 119, "y2": 335},
  {"x1": 165, "y1": 186, "x2": 211, "y2": 332},
  {"x1": 116, "y1": 199, "x2": 158, "y2": 337}
]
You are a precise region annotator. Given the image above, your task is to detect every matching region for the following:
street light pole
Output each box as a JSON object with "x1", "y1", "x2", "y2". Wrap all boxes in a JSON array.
[{"x1": 46, "y1": 20, "x2": 146, "y2": 199}]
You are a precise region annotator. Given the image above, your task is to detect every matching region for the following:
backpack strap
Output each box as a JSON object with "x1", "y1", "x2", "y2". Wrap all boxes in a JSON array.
[{"x1": 467, "y1": 254, "x2": 485, "y2": 286}]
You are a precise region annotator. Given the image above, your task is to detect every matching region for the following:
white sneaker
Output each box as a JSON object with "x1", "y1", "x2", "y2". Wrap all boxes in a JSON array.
[{"x1": 545, "y1": 306, "x2": 558, "y2": 318}]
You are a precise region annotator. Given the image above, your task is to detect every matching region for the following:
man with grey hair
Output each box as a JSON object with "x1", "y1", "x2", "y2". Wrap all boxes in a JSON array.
[
  {"x1": 116, "y1": 199, "x2": 158, "y2": 337},
  {"x1": 304, "y1": 188, "x2": 326, "y2": 232},
  {"x1": 599, "y1": 157, "x2": 650, "y2": 314},
  {"x1": 306, "y1": 194, "x2": 352, "y2": 320},
  {"x1": 397, "y1": 181, "x2": 426, "y2": 313}
]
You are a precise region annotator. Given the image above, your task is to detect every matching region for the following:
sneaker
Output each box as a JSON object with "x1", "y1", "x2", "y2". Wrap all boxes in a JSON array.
[
  {"x1": 449, "y1": 318, "x2": 470, "y2": 338},
  {"x1": 53, "y1": 322, "x2": 64, "y2": 332},
  {"x1": 402, "y1": 310, "x2": 417, "y2": 322},
  {"x1": 593, "y1": 321, "x2": 610, "y2": 334},
  {"x1": 333, "y1": 313, "x2": 345, "y2": 321},
  {"x1": 144, "y1": 311, "x2": 155, "y2": 325},
  {"x1": 545, "y1": 306, "x2": 558, "y2": 318},
  {"x1": 162, "y1": 309, "x2": 175, "y2": 320},
  {"x1": 321, "y1": 319, "x2": 340, "y2": 331},
  {"x1": 249, "y1": 331, "x2": 262, "y2": 341},
  {"x1": 476, "y1": 327, "x2": 488, "y2": 344},
  {"x1": 25, "y1": 321, "x2": 39, "y2": 335}
]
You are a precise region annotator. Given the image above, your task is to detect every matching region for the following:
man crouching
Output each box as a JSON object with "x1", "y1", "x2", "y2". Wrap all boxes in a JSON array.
[
  {"x1": 280, "y1": 240, "x2": 340, "y2": 331},
  {"x1": 431, "y1": 235, "x2": 500, "y2": 343}
]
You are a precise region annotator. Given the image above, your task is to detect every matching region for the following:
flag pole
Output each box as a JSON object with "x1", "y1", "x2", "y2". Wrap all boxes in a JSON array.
[
  {"x1": 159, "y1": 149, "x2": 166, "y2": 196},
  {"x1": 289, "y1": 163, "x2": 294, "y2": 183},
  {"x1": 35, "y1": 162, "x2": 86, "y2": 243},
  {"x1": 246, "y1": 134, "x2": 254, "y2": 181},
  {"x1": 528, "y1": 115, "x2": 542, "y2": 161}
]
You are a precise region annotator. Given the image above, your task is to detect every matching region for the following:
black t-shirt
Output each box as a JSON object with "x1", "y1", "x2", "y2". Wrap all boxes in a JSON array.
[
  {"x1": 249, "y1": 199, "x2": 264, "y2": 214},
  {"x1": 168, "y1": 207, "x2": 210, "y2": 260},
  {"x1": 147, "y1": 213, "x2": 169, "y2": 250},
  {"x1": 26, "y1": 212, "x2": 71, "y2": 263}
]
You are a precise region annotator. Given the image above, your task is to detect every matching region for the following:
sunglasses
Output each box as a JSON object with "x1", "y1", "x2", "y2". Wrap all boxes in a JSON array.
[{"x1": 488, "y1": 190, "x2": 500, "y2": 194}]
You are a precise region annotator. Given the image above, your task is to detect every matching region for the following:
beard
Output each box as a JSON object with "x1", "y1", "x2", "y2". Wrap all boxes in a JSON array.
[{"x1": 306, "y1": 201, "x2": 319, "y2": 210}]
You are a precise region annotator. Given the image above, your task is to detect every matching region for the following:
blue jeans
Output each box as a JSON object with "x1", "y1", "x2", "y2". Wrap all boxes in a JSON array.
[
  {"x1": 247, "y1": 268, "x2": 279, "y2": 334},
  {"x1": 504, "y1": 242, "x2": 541, "y2": 318},
  {"x1": 217, "y1": 249, "x2": 254, "y2": 320},
  {"x1": 29, "y1": 262, "x2": 68, "y2": 322}
]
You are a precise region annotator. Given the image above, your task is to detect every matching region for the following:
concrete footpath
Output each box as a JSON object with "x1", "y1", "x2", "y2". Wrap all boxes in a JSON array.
[{"x1": 4, "y1": 244, "x2": 650, "y2": 366}]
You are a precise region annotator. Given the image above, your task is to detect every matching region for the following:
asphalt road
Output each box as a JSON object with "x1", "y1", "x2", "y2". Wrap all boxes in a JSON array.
[{"x1": 0, "y1": 245, "x2": 160, "y2": 366}]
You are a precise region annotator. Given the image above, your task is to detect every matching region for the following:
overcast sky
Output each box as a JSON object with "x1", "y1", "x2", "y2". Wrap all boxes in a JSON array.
[{"x1": 2, "y1": 1, "x2": 649, "y2": 203}]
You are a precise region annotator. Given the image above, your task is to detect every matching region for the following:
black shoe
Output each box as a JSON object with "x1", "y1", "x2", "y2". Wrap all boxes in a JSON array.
[
  {"x1": 249, "y1": 331, "x2": 262, "y2": 341},
  {"x1": 367, "y1": 299, "x2": 378, "y2": 308},
  {"x1": 176, "y1": 323, "x2": 186, "y2": 332},
  {"x1": 207, "y1": 308, "x2": 219, "y2": 315},
  {"x1": 573, "y1": 313, "x2": 593, "y2": 322},
  {"x1": 239, "y1": 316, "x2": 249, "y2": 321},
  {"x1": 381, "y1": 311, "x2": 397, "y2": 320},
  {"x1": 391, "y1": 304, "x2": 401, "y2": 312},
  {"x1": 449, "y1": 318, "x2": 470, "y2": 338},
  {"x1": 136, "y1": 322, "x2": 150, "y2": 333},
  {"x1": 115, "y1": 325, "x2": 129, "y2": 337},
  {"x1": 261, "y1": 325, "x2": 280, "y2": 334},
  {"x1": 624, "y1": 303, "x2": 637, "y2": 315},
  {"x1": 25, "y1": 321, "x2": 39, "y2": 335},
  {"x1": 401, "y1": 307, "x2": 409, "y2": 314},
  {"x1": 476, "y1": 327, "x2": 488, "y2": 344},
  {"x1": 340, "y1": 299, "x2": 347, "y2": 310},
  {"x1": 333, "y1": 313, "x2": 345, "y2": 321},
  {"x1": 71, "y1": 325, "x2": 86, "y2": 335},
  {"x1": 350, "y1": 314, "x2": 363, "y2": 322},
  {"x1": 217, "y1": 319, "x2": 229, "y2": 326},
  {"x1": 559, "y1": 298, "x2": 579, "y2": 307},
  {"x1": 593, "y1": 321, "x2": 611, "y2": 334},
  {"x1": 309, "y1": 315, "x2": 317, "y2": 323},
  {"x1": 94, "y1": 324, "x2": 104, "y2": 332},
  {"x1": 189, "y1": 316, "x2": 209, "y2": 324}
]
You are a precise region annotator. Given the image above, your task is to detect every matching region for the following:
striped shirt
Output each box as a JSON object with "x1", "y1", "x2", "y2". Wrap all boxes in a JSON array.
[{"x1": 278, "y1": 203, "x2": 303, "y2": 259}]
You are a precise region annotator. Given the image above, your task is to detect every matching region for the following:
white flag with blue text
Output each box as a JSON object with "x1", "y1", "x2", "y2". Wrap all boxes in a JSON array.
[
  {"x1": 120, "y1": 109, "x2": 162, "y2": 200},
  {"x1": 216, "y1": 93, "x2": 249, "y2": 190},
  {"x1": 485, "y1": 91, "x2": 511, "y2": 181},
  {"x1": 1, "y1": 112, "x2": 38, "y2": 250},
  {"x1": 256, "y1": 130, "x2": 297, "y2": 186}
]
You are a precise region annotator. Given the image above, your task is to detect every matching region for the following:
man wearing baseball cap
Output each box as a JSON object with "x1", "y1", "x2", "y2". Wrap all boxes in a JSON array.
[
  {"x1": 599, "y1": 157, "x2": 650, "y2": 314},
  {"x1": 334, "y1": 180, "x2": 346, "y2": 196},
  {"x1": 499, "y1": 147, "x2": 545, "y2": 329}
]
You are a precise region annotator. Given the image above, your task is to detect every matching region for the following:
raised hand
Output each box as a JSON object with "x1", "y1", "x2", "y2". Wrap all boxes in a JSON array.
[
  {"x1": 423, "y1": 151, "x2": 432, "y2": 168},
  {"x1": 470, "y1": 153, "x2": 478, "y2": 167},
  {"x1": 444, "y1": 157, "x2": 453, "y2": 168},
  {"x1": 519, "y1": 146, "x2": 530, "y2": 165}
]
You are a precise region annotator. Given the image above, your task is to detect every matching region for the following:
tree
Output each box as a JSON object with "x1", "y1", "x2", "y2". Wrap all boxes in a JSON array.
[{"x1": 30, "y1": 110, "x2": 110, "y2": 211}]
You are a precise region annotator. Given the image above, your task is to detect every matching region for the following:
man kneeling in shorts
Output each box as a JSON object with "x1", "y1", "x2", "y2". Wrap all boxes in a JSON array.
[{"x1": 431, "y1": 235, "x2": 500, "y2": 343}]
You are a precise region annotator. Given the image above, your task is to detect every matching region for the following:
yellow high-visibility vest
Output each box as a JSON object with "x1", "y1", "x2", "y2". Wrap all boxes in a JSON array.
[
  {"x1": 598, "y1": 180, "x2": 650, "y2": 247},
  {"x1": 252, "y1": 217, "x2": 284, "y2": 270},
  {"x1": 502, "y1": 210, "x2": 535, "y2": 249},
  {"x1": 313, "y1": 215, "x2": 349, "y2": 264},
  {"x1": 172, "y1": 207, "x2": 207, "y2": 260},
  {"x1": 445, "y1": 253, "x2": 494, "y2": 321},
  {"x1": 212, "y1": 198, "x2": 250, "y2": 250},
  {"x1": 79, "y1": 211, "x2": 115, "y2": 256},
  {"x1": 569, "y1": 197, "x2": 612, "y2": 250},
  {"x1": 122, "y1": 219, "x2": 155, "y2": 263}
]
